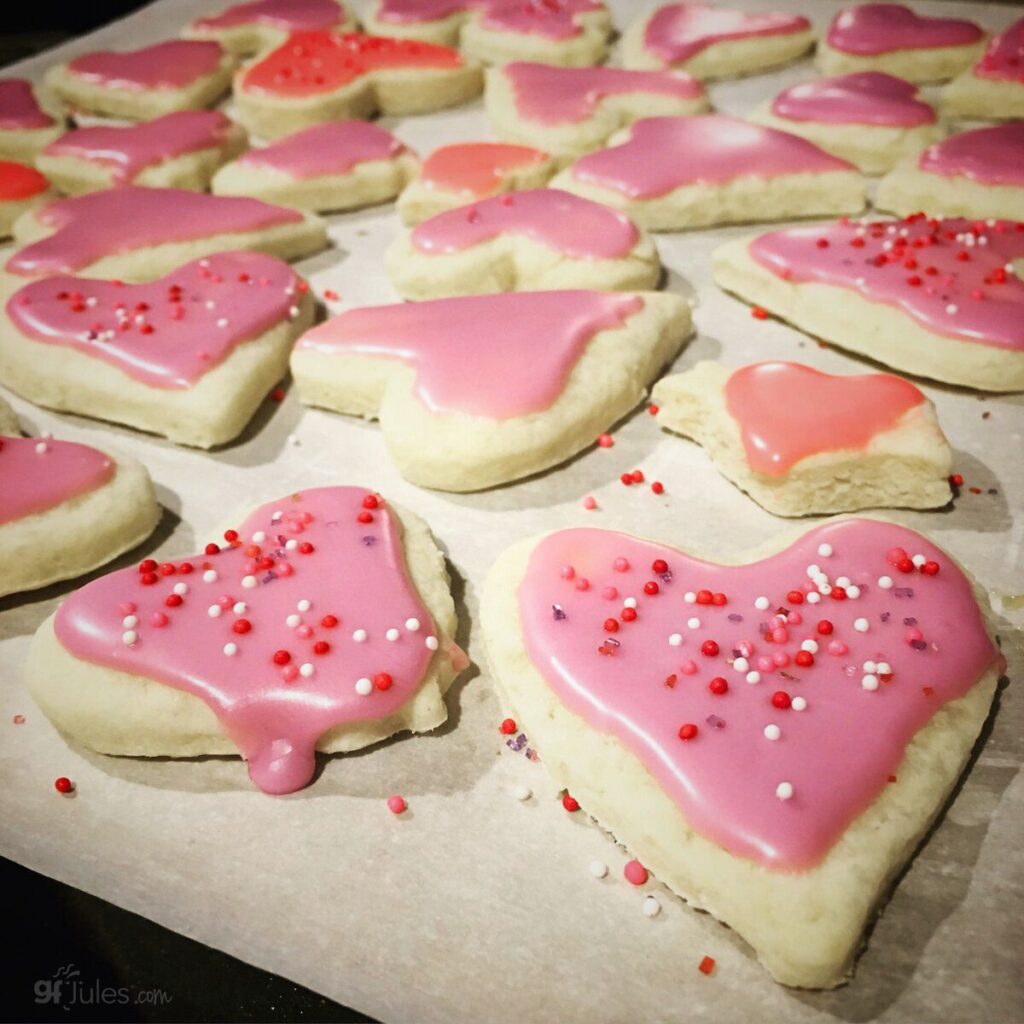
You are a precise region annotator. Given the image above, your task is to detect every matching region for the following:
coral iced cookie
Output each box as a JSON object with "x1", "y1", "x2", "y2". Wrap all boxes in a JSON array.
[
  {"x1": 4, "y1": 186, "x2": 326, "y2": 287},
  {"x1": 364, "y1": 0, "x2": 612, "y2": 68},
  {"x1": 713, "y1": 215, "x2": 1024, "y2": 392},
  {"x1": 397, "y1": 142, "x2": 555, "y2": 225},
  {"x1": 213, "y1": 121, "x2": 417, "y2": 213},
  {"x1": 1, "y1": 252, "x2": 314, "y2": 448},
  {"x1": 485, "y1": 61, "x2": 708, "y2": 161},
  {"x1": 27, "y1": 486, "x2": 464, "y2": 794},
  {"x1": 0, "y1": 401, "x2": 159, "y2": 599},
  {"x1": 480, "y1": 518, "x2": 1001, "y2": 986},
  {"x1": 37, "y1": 112, "x2": 247, "y2": 196},
  {"x1": 233, "y1": 31, "x2": 482, "y2": 139},
  {"x1": 0, "y1": 161, "x2": 53, "y2": 238},
  {"x1": 944, "y1": 17, "x2": 1024, "y2": 121},
  {"x1": 621, "y1": 3, "x2": 813, "y2": 79},
  {"x1": 652, "y1": 361, "x2": 952, "y2": 516},
  {"x1": 0, "y1": 79, "x2": 63, "y2": 163},
  {"x1": 184, "y1": 0, "x2": 357, "y2": 56},
  {"x1": 385, "y1": 189, "x2": 660, "y2": 299},
  {"x1": 877, "y1": 123, "x2": 1024, "y2": 222},
  {"x1": 551, "y1": 116, "x2": 865, "y2": 232},
  {"x1": 817, "y1": 4, "x2": 985, "y2": 84},
  {"x1": 749, "y1": 72, "x2": 942, "y2": 175},
  {"x1": 292, "y1": 290, "x2": 690, "y2": 490},
  {"x1": 44, "y1": 41, "x2": 236, "y2": 121}
]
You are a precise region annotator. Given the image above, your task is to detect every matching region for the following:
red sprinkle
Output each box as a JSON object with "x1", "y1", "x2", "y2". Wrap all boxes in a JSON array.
[
  {"x1": 624, "y1": 860, "x2": 648, "y2": 885},
  {"x1": 921, "y1": 561, "x2": 940, "y2": 576},
  {"x1": 644, "y1": 581, "x2": 659, "y2": 595},
  {"x1": 386, "y1": 795, "x2": 406, "y2": 814},
  {"x1": 794, "y1": 650, "x2": 814, "y2": 667},
  {"x1": 701, "y1": 640, "x2": 719, "y2": 657},
  {"x1": 648, "y1": 404, "x2": 659, "y2": 415},
  {"x1": 54, "y1": 777, "x2": 74, "y2": 794},
  {"x1": 621, "y1": 608, "x2": 637, "y2": 622},
  {"x1": 320, "y1": 614, "x2": 338, "y2": 628},
  {"x1": 270, "y1": 386, "x2": 286, "y2": 402},
  {"x1": 678, "y1": 723, "x2": 699, "y2": 741},
  {"x1": 597, "y1": 433, "x2": 614, "y2": 448},
  {"x1": 604, "y1": 618, "x2": 619, "y2": 633},
  {"x1": 357, "y1": 510, "x2": 374, "y2": 523},
  {"x1": 699, "y1": 956, "x2": 716, "y2": 976},
  {"x1": 651, "y1": 481, "x2": 664, "y2": 495},
  {"x1": 708, "y1": 677, "x2": 728, "y2": 695},
  {"x1": 562, "y1": 793, "x2": 580, "y2": 813},
  {"x1": 786, "y1": 590, "x2": 804, "y2": 605},
  {"x1": 817, "y1": 620, "x2": 834, "y2": 635},
  {"x1": 233, "y1": 619, "x2": 252, "y2": 634},
  {"x1": 499, "y1": 717, "x2": 517, "y2": 735},
  {"x1": 362, "y1": 494, "x2": 380, "y2": 509},
  {"x1": 751, "y1": 306, "x2": 768, "y2": 320},
  {"x1": 313, "y1": 641, "x2": 330, "y2": 655},
  {"x1": 652, "y1": 559, "x2": 668, "y2": 574},
  {"x1": 771, "y1": 691, "x2": 791, "y2": 709},
  {"x1": 273, "y1": 650, "x2": 291, "y2": 665},
  {"x1": 373, "y1": 672, "x2": 393, "y2": 691},
  {"x1": 630, "y1": 469, "x2": 644, "y2": 483}
]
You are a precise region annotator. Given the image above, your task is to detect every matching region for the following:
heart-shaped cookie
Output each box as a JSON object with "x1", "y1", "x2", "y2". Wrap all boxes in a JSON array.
[
  {"x1": 826, "y1": 4, "x2": 983, "y2": 57},
  {"x1": 943, "y1": 17, "x2": 1024, "y2": 121},
  {"x1": 482, "y1": 518, "x2": 1000, "y2": 985},
  {"x1": 770, "y1": 72, "x2": 935, "y2": 126},
  {"x1": 29, "y1": 486, "x2": 463, "y2": 794},
  {"x1": 974, "y1": 16, "x2": 1024, "y2": 82},
  {"x1": 186, "y1": 0, "x2": 357, "y2": 55}
]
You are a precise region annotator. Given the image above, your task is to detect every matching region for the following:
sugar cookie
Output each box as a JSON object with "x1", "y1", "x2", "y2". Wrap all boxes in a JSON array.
[
  {"x1": 27, "y1": 486, "x2": 464, "y2": 794},
  {"x1": 713, "y1": 215, "x2": 1024, "y2": 392},
  {"x1": 480, "y1": 517, "x2": 1001, "y2": 986},
  {"x1": 551, "y1": 115, "x2": 865, "y2": 231},
  {"x1": 0, "y1": 161, "x2": 54, "y2": 238},
  {"x1": 653, "y1": 361, "x2": 952, "y2": 516},
  {"x1": 0, "y1": 79, "x2": 63, "y2": 163},
  {"x1": 944, "y1": 16, "x2": 1024, "y2": 121},
  {"x1": 292, "y1": 290, "x2": 690, "y2": 491},
  {"x1": 385, "y1": 189, "x2": 660, "y2": 299}
]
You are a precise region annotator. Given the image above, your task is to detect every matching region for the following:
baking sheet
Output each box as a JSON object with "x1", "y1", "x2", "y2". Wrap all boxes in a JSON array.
[{"x1": 1, "y1": 1, "x2": 1022, "y2": 1021}]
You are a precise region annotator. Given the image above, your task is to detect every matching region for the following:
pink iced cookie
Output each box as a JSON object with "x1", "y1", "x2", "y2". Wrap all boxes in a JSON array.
[
  {"x1": 917, "y1": 122, "x2": 1024, "y2": 188},
  {"x1": 481, "y1": 517, "x2": 1000, "y2": 985},
  {"x1": 0, "y1": 160, "x2": 53, "y2": 238},
  {"x1": 27, "y1": 486, "x2": 464, "y2": 794},
  {"x1": 44, "y1": 41, "x2": 236, "y2": 120},
  {"x1": 38, "y1": 111, "x2": 246, "y2": 194},
  {"x1": 621, "y1": 2, "x2": 814, "y2": 79},
  {"x1": 291, "y1": 289, "x2": 691, "y2": 490},
  {"x1": 185, "y1": 0, "x2": 357, "y2": 55},
  {"x1": 0, "y1": 79, "x2": 63, "y2": 163},
  {"x1": 945, "y1": 18, "x2": 1024, "y2": 120},
  {"x1": 818, "y1": 4, "x2": 985, "y2": 83},
  {"x1": 551, "y1": 115, "x2": 865, "y2": 230}
]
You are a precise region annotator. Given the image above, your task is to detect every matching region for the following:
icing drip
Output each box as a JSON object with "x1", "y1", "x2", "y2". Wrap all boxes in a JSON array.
[
  {"x1": 0, "y1": 160, "x2": 49, "y2": 201},
  {"x1": 825, "y1": 3, "x2": 982, "y2": 57},
  {"x1": 195, "y1": 0, "x2": 347, "y2": 31},
  {"x1": 975, "y1": 17, "x2": 1024, "y2": 83},
  {"x1": 67, "y1": 41, "x2": 226, "y2": 91},
  {"x1": 518, "y1": 519, "x2": 999, "y2": 868},
  {"x1": 918, "y1": 123, "x2": 1024, "y2": 187},
  {"x1": 0, "y1": 79, "x2": 55, "y2": 130},
  {"x1": 419, "y1": 142, "x2": 549, "y2": 196},
  {"x1": 771, "y1": 72, "x2": 935, "y2": 127},
  {"x1": 54, "y1": 487, "x2": 439, "y2": 795},
  {"x1": 297, "y1": 290, "x2": 645, "y2": 418}
]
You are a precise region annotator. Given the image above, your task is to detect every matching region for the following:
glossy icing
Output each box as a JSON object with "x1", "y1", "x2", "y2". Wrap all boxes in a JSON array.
[
  {"x1": 410, "y1": 189, "x2": 638, "y2": 259},
  {"x1": 67, "y1": 41, "x2": 226, "y2": 91},
  {"x1": 723, "y1": 362, "x2": 925, "y2": 476},
  {"x1": 297, "y1": 290, "x2": 645, "y2": 418},
  {"x1": 241, "y1": 31, "x2": 463, "y2": 97},
  {"x1": 771, "y1": 72, "x2": 935, "y2": 127},
  {"x1": 518, "y1": 519, "x2": 999, "y2": 868},
  {"x1": 0, "y1": 436, "x2": 114, "y2": 525},
  {"x1": 5, "y1": 187, "x2": 302, "y2": 277},
  {"x1": 975, "y1": 17, "x2": 1024, "y2": 83},
  {"x1": 749, "y1": 216, "x2": 1024, "y2": 352},
  {"x1": 42, "y1": 111, "x2": 235, "y2": 184},
  {"x1": 0, "y1": 78, "x2": 55, "y2": 130},
  {"x1": 7, "y1": 252, "x2": 302, "y2": 389},
  {"x1": 377, "y1": 0, "x2": 600, "y2": 39},
  {"x1": 826, "y1": 3, "x2": 982, "y2": 57},
  {"x1": 237, "y1": 121, "x2": 406, "y2": 179},
  {"x1": 194, "y1": 0, "x2": 347, "y2": 30},
  {"x1": 420, "y1": 142, "x2": 549, "y2": 196},
  {"x1": 0, "y1": 160, "x2": 48, "y2": 201},
  {"x1": 643, "y1": 2, "x2": 809, "y2": 64},
  {"x1": 54, "y1": 486, "x2": 441, "y2": 795},
  {"x1": 504, "y1": 62, "x2": 703, "y2": 125},
  {"x1": 569, "y1": 116, "x2": 854, "y2": 199},
  {"x1": 918, "y1": 123, "x2": 1024, "y2": 187}
]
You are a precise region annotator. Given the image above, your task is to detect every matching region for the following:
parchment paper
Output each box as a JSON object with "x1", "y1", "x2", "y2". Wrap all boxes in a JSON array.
[{"x1": 1, "y1": 2, "x2": 1022, "y2": 1021}]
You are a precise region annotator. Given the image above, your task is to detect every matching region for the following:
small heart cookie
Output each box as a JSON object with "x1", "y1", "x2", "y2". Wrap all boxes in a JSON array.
[
  {"x1": 0, "y1": 79, "x2": 64, "y2": 163},
  {"x1": 944, "y1": 16, "x2": 1024, "y2": 121}
]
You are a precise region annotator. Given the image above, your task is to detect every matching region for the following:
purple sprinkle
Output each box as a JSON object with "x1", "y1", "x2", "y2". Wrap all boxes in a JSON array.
[
  {"x1": 552, "y1": 604, "x2": 566, "y2": 621},
  {"x1": 361, "y1": 536, "x2": 377, "y2": 546},
  {"x1": 880, "y1": 612, "x2": 891, "y2": 623},
  {"x1": 706, "y1": 715, "x2": 726, "y2": 730},
  {"x1": 910, "y1": 639, "x2": 927, "y2": 651},
  {"x1": 903, "y1": 616, "x2": 918, "y2": 626},
  {"x1": 261, "y1": 571, "x2": 277, "y2": 584},
  {"x1": 325, "y1": 519, "x2": 340, "y2": 527},
  {"x1": 506, "y1": 734, "x2": 527, "y2": 752},
  {"x1": 894, "y1": 587, "x2": 914, "y2": 598},
  {"x1": 728, "y1": 613, "x2": 744, "y2": 623},
  {"x1": 604, "y1": 637, "x2": 620, "y2": 648},
  {"x1": 659, "y1": 570, "x2": 674, "y2": 583}
]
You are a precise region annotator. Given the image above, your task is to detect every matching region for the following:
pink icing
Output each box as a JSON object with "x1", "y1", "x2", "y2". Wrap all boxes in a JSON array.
[
  {"x1": 918, "y1": 123, "x2": 1024, "y2": 187},
  {"x1": 7, "y1": 252, "x2": 302, "y2": 389},
  {"x1": 377, "y1": 0, "x2": 475, "y2": 20},
  {"x1": 194, "y1": 0, "x2": 347, "y2": 31},
  {"x1": 749, "y1": 216, "x2": 1024, "y2": 352},
  {"x1": 570, "y1": 116, "x2": 854, "y2": 200},
  {"x1": 723, "y1": 361, "x2": 925, "y2": 476},
  {"x1": 420, "y1": 143, "x2": 549, "y2": 196},
  {"x1": 518, "y1": 519, "x2": 999, "y2": 868},
  {"x1": 975, "y1": 17, "x2": 1024, "y2": 83},
  {"x1": 297, "y1": 291, "x2": 644, "y2": 418},
  {"x1": 771, "y1": 72, "x2": 935, "y2": 127},
  {"x1": 54, "y1": 487, "x2": 444, "y2": 795},
  {"x1": 643, "y1": 2, "x2": 809, "y2": 64},
  {"x1": 411, "y1": 189, "x2": 638, "y2": 260},
  {"x1": 0, "y1": 436, "x2": 114, "y2": 525},
  {"x1": 5, "y1": 187, "x2": 302, "y2": 278},
  {"x1": 377, "y1": 0, "x2": 600, "y2": 39},
  {"x1": 42, "y1": 111, "x2": 235, "y2": 184},
  {"x1": 826, "y1": 4, "x2": 982, "y2": 57},
  {"x1": 0, "y1": 79, "x2": 55, "y2": 130},
  {"x1": 66, "y1": 41, "x2": 225, "y2": 91},
  {"x1": 504, "y1": 62, "x2": 703, "y2": 125},
  {"x1": 237, "y1": 121, "x2": 406, "y2": 180}
]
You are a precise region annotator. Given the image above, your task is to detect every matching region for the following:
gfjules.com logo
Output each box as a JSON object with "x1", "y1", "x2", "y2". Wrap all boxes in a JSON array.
[{"x1": 34, "y1": 964, "x2": 172, "y2": 1009}]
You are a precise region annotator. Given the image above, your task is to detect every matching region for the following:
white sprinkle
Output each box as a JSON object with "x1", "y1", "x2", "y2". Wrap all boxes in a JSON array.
[
  {"x1": 353, "y1": 628, "x2": 367, "y2": 643},
  {"x1": 791, "y1": 696, "x2": 807, "y2": 711},
  {"x1": 286, "y1": 613, "x2": 301, "y2": 628},
  {"x1": 425, "y1": 635, "x2": 439, "y2": 650},
  {"x1": 642, "y1": 896, "x2": 661, "y2": 918},
  {"x1": 684, "y1": 591, "x2": 696, "y2": 604},
  {"x1": 173, "y1": 582, "x2": 188, "y2": 596},
  {"x1": 589, "y1": 860, "x2": 608, "y2": 879},
  {"x1": 946, "y1": 303, "x2": 958, "y2": 315},
  {"x1": 669, "y1": 633, "x2": 683, "y2": 646},
  {"x1": 355, "y1": 677, "x2": 373, "y2": 696},
  {"x1": 386, "y1": 628, "x2": 400, "y2": 641},
  {"x1": 746, "y1": 671, "x2": 761, "y2": 685},
  {"x1": 223, "y1": 642, "x2": 238, "y2": 656},
  {"x1": 203, "y1": 569, "x2": 218, "y2": 583},
  {"x1": 35, "y1": 441, "x2": 48, "y2": 455},
  {"x1": 121, "y1": 630, "x2": 138, "y2": 646},
  {"x1": 862, "y1": 674, "x2": 879, "y2": 691},
  {"x1": 208, "y1": 604, "x2": 222, "y2": 618},
  {"x1": 764, "y1": 724, "x2": 781, "y2": 741},
  {"x1": 122, "y1": 615, "x2": 138, "y2": 628},
  {"x1": 733, "y1": 657, "x2": 749, "y2": 673},
  {"x1": 241, "y1": 575, "x2": 257, "y2": 588},
  {"x1": 854, "y1": 617, "x2": 870, "y2": 633},
  {"x1": 846, "y1": 585, "x2": 861, "y2": 599},
  {"x1": 299, "y1": 663, "x2": 315, "y2": 678},
  {"x1": 836, "y1": 576, "x2": 850, "y2": 588},
  {"x1": 878, "y1": 575, "x2": 894, "y2": 589},
  {"x1": 801, "y1": 639, "x2": 818, "y2": 654},
  {"x1": 289, "y1": 304, "x2": 301, "y2": 319},
  {"x1": 877, "y1": 661, "x2": 891, "y2": 675},
  {"x1": 285, "y1": 539, "x2": 299, "y2": 551},
  {"x1": 297, "y1": 599, "x2": 312, "y2": 612},
  {"x1": 776, "y1": 782, "x2": 794, "y2": 801},
  {"x1": 863, "y1": 660, "x2": 877, "y2": 673},
  {"x1": 807, "y1": 564, "x2": 820, "y2": 578},
  {"x1": 912, "y1": 554, "x2": 927, "y2": 568},
  {"x1": 807, "y1": 592, "x2": 821, "y2": 605},
  {"x1": 687, "y1": 617, "x2": 701, "y2": 629},
  {"x1": 624, "y1": 597, "x2": 638, "y2": 610},
  {"x1": 405, "y1": 617, "x2": 421, "y2": 631},
  {"x1": 754, "y1": 596, "x2": 770, "y2": 610},
  {"x1": 252, "y1": 531, "x2": 267, "y2": 543},
  {"x1": 818, "y1": 583, "x2": 833, "y2": 596},
  {"x1": 233, "y1": 601, "x2": 247, "y2": 614},
  {"x1": 513, "y1": 784, "x2": 532, "y2": 802},
  {"x1": 216, "y1": 317, "x2": 229, "y2": 328},
  {"x1": 817, "y1": 544, "x2": 833, "y2": 558}
]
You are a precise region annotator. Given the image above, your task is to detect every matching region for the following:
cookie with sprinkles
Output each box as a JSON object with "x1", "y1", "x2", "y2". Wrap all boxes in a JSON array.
[
  {"x1": 0, "y1": 78, "x2": 64, "y2": 164},
  {"x1": 0, "y1": 160, "x2": 54, "y2": 239},
  {"x1": 652, "y1": 361, "x2": 953, "y2": 516},
  {"x1": 0, "y1": 395, "x2": 160, "y2": 598},
  {"x1": 480, "y1": 517, "x2": 1002, "y2": 986},
  {"x1": 1, "y1": 252, "x2": 315, "y2": 447},
  {"x1": 944, "y1": 16, "x2": 1024, "y2": 121},
  {"x1": 713, "y1": 215, "x2": 1024, "y2": 392},
  {"x1": 27, "y1": 486, "x2": 464, "y2": 794}
]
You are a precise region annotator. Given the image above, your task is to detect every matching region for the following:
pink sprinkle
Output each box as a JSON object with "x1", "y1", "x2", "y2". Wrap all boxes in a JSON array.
[
  {"x1": 150, "y1": 612, "x2": 169, "y2": 628},
  {"x1": 624, "y1": 860, "x2": 648, "y2": 886},
  {"x1": 560, "y1": 565, "x2": 575, "y2": 580},
  {"x1": 218, "y1": 595, "x2": 234, "y2": 608},
  {"x1": 12, "y1": 714, "x2": 25, "y2": 724},
  {"x1": 679, "y1": 659, "x2": 698, "y2": 675},
  {"x1": 282, "y1": 664, "x2": 299, "y2": 682},
  {"x1": 772, "y1": 651, "x2": 790, "y2": 668},
  {"x1": 737, "y1": 640, "x2": 755, "y2": 659},
  {"x1": 582, "y1": 496, "x2": 597, "y2": 510},
  {"x1": 387, "y1": 795, "x2": 407, "y2": 814},
  {"x1": 905, "y1": 626, "x2": 924, "y2": 643},
  {"x1": 277, "y1": 563, "x2": 294, "y2": 577},
  {"x1": 118, "y1": 602, "x2": 136, "y2": 615},
  {"x1": 597, "y1": 433, "x2": 614, "y2": 448},
  {"x1": 828, "y1": 639, "x2": 848, "y2": 656},
  {"x1": 772, "y1": 627, "x2": 788, "y2": 644},
  {"x1": 787, "y1": 611, "x2": 802, "y2": 625},
  {"x1": 757, "y1": 656, "x2": 774, "y2": 673},
  {"x1": 296, "y1": 624, "x2": 314, "y2": 639},
  {"x1": 601, "y1": 586, "x2": 618, "y2": 601},
  {"x1": 613, "y1": 557, "x2": 630, "y2": 572},
  {"x1": 575, "y1": 577, "x2": 590, "y2": 592}
]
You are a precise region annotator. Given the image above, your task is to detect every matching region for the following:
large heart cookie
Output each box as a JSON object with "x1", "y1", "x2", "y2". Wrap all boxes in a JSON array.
[
  {"x1": 28, "y1": 486, "x2": 464, "y2": 794},
  {"x1": 481, "y1": 518, "x2": 1000, "y2": 986}
]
